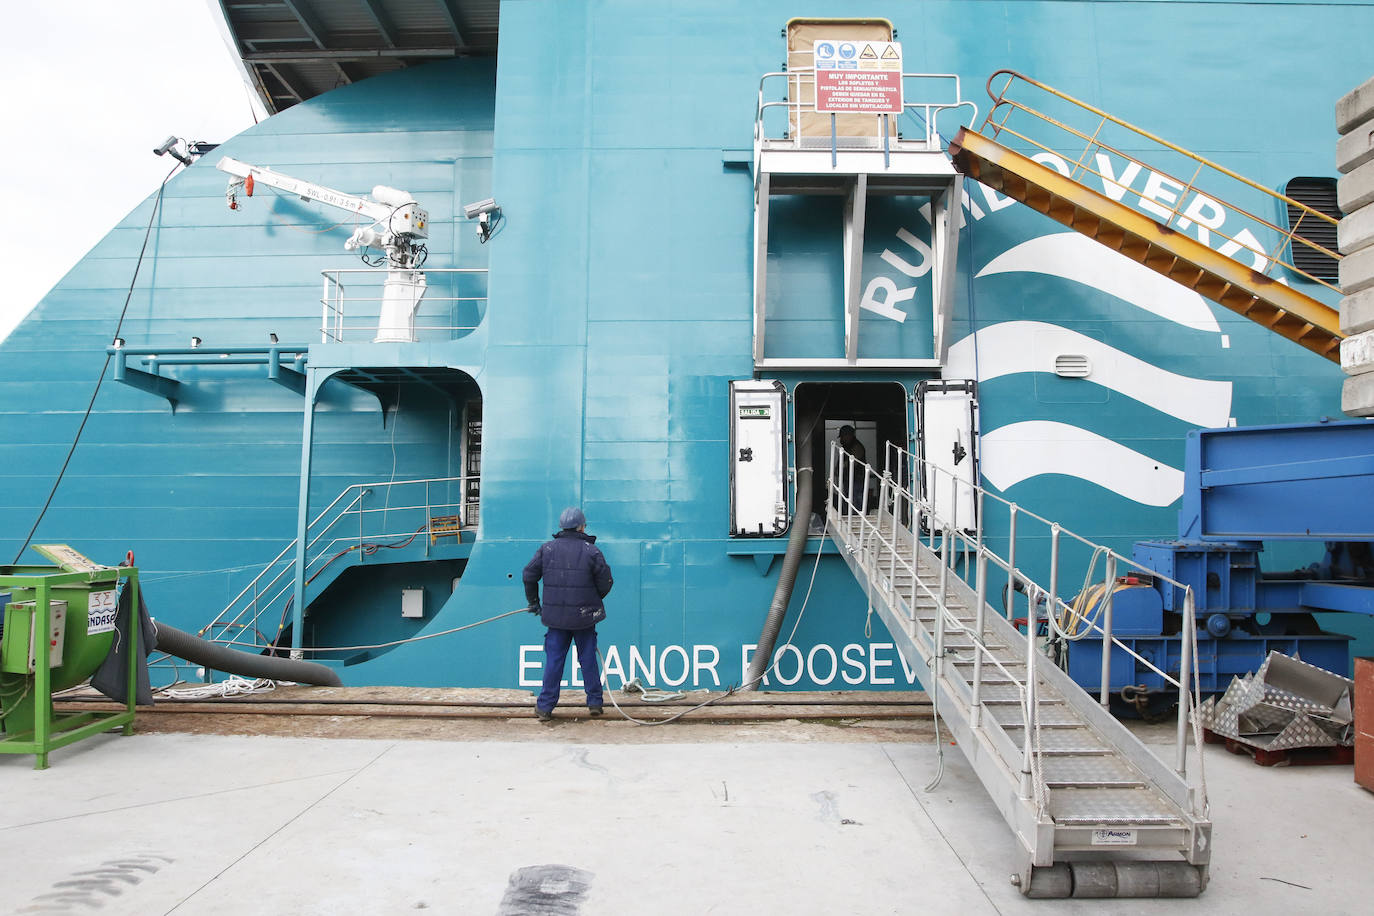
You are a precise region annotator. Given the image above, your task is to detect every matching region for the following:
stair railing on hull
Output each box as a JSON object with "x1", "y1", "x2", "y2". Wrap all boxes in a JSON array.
[
  {"x1": 827, "y1": 441, "x2": 1207, "y2": 818},
  {"x1": 978, "y1": 69, "x2": 1340, "y2": 294},
  {"x1": 753, "y1": 67, "x2": 977, "y2": 181},
  {"x1": 184, "y1": 476, "x2": 473, "y2": 659},
  {"x1": 320, "y1": 268, "x2": 488, "y2": 343}
]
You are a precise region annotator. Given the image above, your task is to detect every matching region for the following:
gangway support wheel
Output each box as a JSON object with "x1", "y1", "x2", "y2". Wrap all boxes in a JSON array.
[{"x1": 1024, "y1": 862, "x2": 1206, "y2": 898}]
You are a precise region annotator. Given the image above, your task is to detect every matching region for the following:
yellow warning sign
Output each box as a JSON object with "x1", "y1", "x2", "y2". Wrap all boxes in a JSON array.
[
  {"x1": 859, "y1": 44, "x2": 878, "y2": 60},
  {"x1": 881, "y1": 45, "x2": 900, "y2": 60}
]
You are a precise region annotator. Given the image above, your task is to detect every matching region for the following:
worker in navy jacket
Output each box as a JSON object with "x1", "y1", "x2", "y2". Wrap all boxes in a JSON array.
[{"x1": 523, "y1": 507, "x2": 614, "y2": 719}]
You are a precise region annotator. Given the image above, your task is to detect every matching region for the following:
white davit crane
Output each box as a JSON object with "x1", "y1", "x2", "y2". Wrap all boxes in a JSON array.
[{"x1": 216, "y1": 156, "x2": 430, "y2": 343}]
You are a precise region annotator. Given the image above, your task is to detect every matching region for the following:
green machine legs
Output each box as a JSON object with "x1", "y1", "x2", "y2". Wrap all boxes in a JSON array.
[{"x1": 0, "y1": 562, "x2": 139, "y2": 769}]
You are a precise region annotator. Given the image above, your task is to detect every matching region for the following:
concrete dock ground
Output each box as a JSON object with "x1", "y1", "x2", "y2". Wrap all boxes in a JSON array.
[{"x1": 3, "y1": 700, "x2": 1373, "y2": 915}]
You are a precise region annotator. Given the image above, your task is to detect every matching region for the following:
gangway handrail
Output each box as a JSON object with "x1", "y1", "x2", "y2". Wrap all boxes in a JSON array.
[
  {"x1": 830, "y1": 441, "x2": 1207, "y2": 818},
  {"x1": 979, "y1": 68, "x2": 1340, "y2": 294}
]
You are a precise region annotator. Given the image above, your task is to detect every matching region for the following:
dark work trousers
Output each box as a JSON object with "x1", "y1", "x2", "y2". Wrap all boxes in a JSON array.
[{"x1": 538, "y1": 626, "x2": 603, "y2": 712}]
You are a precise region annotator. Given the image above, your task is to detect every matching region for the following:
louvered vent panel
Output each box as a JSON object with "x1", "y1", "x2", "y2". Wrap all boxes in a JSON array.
[
  {"x1": 1054, "y1": 354, "x2": 1091, "y2": 377},
  {"x1": 1285, "y1": 177, "x2": 1340, "y2": 283}
]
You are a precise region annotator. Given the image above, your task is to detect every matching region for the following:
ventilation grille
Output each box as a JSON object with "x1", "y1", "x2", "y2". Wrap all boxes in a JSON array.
[
  {"x1": 1054, "y1": 354, "x2": 1092, "y2": 377},
  {"x1": 1284, "y1": 177, "x2": 1340, "y2": 283}
]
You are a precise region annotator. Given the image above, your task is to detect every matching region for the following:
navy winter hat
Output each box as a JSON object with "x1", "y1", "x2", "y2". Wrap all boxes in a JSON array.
[{"x1": 559, "y1": 506, "x2": 586, "y2": 530}]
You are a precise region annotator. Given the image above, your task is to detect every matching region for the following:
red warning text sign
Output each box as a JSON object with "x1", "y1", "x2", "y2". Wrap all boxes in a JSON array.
[{"x1": 813, "y1": 39, "x2": 903, "y2": 114}]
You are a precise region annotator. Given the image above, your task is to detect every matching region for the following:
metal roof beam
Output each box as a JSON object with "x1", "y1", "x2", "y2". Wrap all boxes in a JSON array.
[
  {"x1": 331, "y1": 61, "x2": 354, "y2": 88},
  {"x1": 435, "y1": 0, "x2": 470, "y2": 50},
  {"x1": 260, "y1": 62, "x2": 306, "y2": 104},
  {"x1": 358, "y1": 0, "x2": 399, "y2": 48},
  {"x1": 280, "y1": 0, "x2": 328, "y2": 49},
  {"x1": 243, "y1": 48, "x2": 458, "y2": 62}
]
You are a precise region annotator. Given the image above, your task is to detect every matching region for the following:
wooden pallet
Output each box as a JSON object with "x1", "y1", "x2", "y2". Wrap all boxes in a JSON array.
[{"x1": 1204, "y1": 728, "x2": 1355, "y2": 767}]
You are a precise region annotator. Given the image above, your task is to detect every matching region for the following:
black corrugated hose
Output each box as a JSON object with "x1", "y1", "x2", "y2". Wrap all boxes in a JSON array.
[
  {"x1": 153, "y1": 621, "x2": 342, "y2": 687},
  {"x1": 742, "y1": 465, "x2": 813, "y2": 691}
]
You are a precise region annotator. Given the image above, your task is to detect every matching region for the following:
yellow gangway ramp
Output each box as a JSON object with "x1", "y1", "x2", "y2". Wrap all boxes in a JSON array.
[{"x1": 949, "y1": 70, "x2": 1343, "y2": 362}]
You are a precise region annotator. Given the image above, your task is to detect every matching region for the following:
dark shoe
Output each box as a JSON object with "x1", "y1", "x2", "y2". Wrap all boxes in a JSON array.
[
  {"x1": 535, "y1": 707, "x2": 553, "y2": 721},
  {"x1": 588, "y1": 706, "x2": 604, "y2": 717}
]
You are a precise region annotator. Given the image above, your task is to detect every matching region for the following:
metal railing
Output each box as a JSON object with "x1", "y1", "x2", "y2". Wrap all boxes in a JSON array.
[
  {"x1": 828, "y1": 441, "x2": 1207, "y2": 817},
  {"x1": 195, "y1": 476, "x2": 474, "y2": 654},
  {"x1": 754, "y1": 69, "x2": 978, "y2": 165},
  {"x1": 979, "y1": 69, "x2": 1340, "y2": 293},
  {"x1": 320, "y1": 268, "x2": 488, "y2": 343}
]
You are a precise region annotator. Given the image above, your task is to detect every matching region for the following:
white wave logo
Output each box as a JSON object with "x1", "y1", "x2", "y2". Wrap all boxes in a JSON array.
[
  {"x1": 977, "y1": 232, "x2": 1221, "y2": 333},
  {"x1": 953, "y1": 234, "x2": 1232, "y2": 506},
  {"x1": 979, "y1": 422, "x2": 1184, "y2": 508},
  {"x1": 946, "y1": 321, "x2": 1231, "y2": 428}
]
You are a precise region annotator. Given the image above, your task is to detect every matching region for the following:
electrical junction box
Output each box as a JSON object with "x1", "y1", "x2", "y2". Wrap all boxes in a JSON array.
[
  {"x1": 401, "y1": 588, "x2": 425, "y2": 619},
  {"x1": 1, "y1": 599, "x2": 67, "y2": 673},
  {"x1": 730, "y1": 380, "x2": 788, "y2": 537}
]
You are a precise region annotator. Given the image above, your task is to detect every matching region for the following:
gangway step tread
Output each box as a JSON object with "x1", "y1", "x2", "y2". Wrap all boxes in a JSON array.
[
  {"x1": 953, "y1": 658, "x2": 1024, "y2": 669},
  {"x1": 942, "y1": 639, "x2": 1011, "y2": 653},
  {"x1": 1048, "y1": 788, "x2": 1185, "y2": 826},
  {"x1": 971, "y1": 682, "x2": 1036, "y2": 702},
  {"x1": 993, "y1": 726, "x2": 1109, "y2": 754},
  {"x1": 1042, "y1": 755, "x2": 1146, "y2": 788},
  {"x1": 988, "y1": 704, "x2": 1081, "y2": 728}
]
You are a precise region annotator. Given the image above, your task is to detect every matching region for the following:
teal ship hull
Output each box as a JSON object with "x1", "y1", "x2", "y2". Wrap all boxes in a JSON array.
[{"x1": 1, "y1": 0, "x2": 1368, "y2": 689}]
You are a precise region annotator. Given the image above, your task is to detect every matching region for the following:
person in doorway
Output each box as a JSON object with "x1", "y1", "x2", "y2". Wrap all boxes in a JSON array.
[
  {"x1": 837, "y1": 424, "x2": 867, "y2": 513},
  {"x1": 523, "y1": 506, "x2": 613, "y2": 720}
]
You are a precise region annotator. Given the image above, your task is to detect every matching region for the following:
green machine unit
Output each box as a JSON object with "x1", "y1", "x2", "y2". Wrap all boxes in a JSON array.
[{"x1": 0, "y1": 545, "x2": 139, "y2": 769}]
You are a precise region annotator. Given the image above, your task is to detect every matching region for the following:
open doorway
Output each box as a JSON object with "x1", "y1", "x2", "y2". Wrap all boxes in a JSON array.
[{"x1": 793, "y1": 381, "x2": 909, "y2": 524}]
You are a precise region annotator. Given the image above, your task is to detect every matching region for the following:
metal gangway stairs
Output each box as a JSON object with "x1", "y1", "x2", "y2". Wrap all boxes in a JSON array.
[
  {"x1": 825, "y1": 443, "x2": 1211, "y2": 898},
  {"x1": 949, "y1": 70, "x2": 1344, "y2": 362},
  {"x1": 170, "y1": 476, "x2": 475, "y2": 669}
]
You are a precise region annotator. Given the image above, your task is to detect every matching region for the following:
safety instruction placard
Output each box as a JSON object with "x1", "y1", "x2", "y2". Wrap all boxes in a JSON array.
[
  {"x1": 813, "y1": 38, "x2": 903, "y2": 114},
  {"x1": 87, "y1": 590, "x2": 118, "y2": 635}
]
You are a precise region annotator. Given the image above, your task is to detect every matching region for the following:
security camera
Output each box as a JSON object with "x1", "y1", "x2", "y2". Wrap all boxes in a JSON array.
[
  {"x1": 463, "y1": 198, "x2": 499, "y2": 220},
  {"x1": 153, "y1": 135, "x2": 193, "y2": 166}
]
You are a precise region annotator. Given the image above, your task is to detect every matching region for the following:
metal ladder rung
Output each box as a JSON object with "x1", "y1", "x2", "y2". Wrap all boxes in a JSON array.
[
  {"x1": 1040, "y1": 748, "x2": 1113, "y2": 757},
  {"x1": 1047, "y1": 780, "x2": 1147, "y2": 789},
  {"x1": 1054, "y1": 816, "x2": 1184, "y2": 828},
  {"x1": 944, "y1": 641, "x2": 1009, "y2": 653}
]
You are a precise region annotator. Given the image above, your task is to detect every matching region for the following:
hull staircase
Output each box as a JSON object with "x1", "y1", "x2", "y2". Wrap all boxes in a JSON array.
[
  {"x1": 826, "y1": 444, "x2": 1210, "y2": 897},
  {"x1": 191, "y1": 476, "x2": 474, "y2": 656},
  {"x1": 949, "y1": 69, "x2": 1343, "y2": 361}
]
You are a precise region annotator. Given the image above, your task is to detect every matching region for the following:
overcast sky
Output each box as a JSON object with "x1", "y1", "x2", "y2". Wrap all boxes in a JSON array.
[{"x1": 0, "y1": 0, "x2": 263, "y2": 343}]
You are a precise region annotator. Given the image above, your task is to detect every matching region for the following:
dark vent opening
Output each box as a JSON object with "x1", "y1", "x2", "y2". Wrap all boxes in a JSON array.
[{"x1": 1284, "y1": 177, "x2": 1339, "y2": 283}]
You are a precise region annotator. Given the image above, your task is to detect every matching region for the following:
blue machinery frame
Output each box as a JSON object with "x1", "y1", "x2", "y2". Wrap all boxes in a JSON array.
[{"x1": 1067, "y1": 420, "x2": 1374, "y2": 695}]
